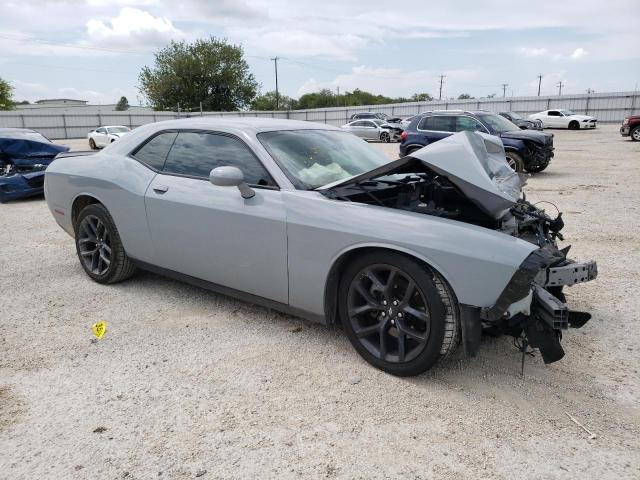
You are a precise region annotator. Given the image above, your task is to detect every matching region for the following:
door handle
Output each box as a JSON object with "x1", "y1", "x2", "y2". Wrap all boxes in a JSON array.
[{"x1": 153, "y1": 185, "x2": 169, "y2": 194}]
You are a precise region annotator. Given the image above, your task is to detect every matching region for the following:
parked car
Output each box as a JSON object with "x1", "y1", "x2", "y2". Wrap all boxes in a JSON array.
[
  {"x1": 349, "y1": 112, "x2": 403, "y2": 125},
  {"x1": 45, "y1": 118, "x2": 597, "y2": 376},
  {"x1": 400, "y1": 111, "x2": 554, "y2": 172},
  {"x1": 528, "y1": 110, "x2": 597, "y2": 129},
  {"x1": 499, "y1": 112, "x2": 543, "y2": 130},
  {"x1": 620, "y1": 115, "x2": 640, "y2": 141},
  {"x1": 88, "y1": 125, "x2": 131, "y2": 149},
  {"x1": 341, "y1": 119, "x2": 401, "y2": 142},
  {"x1": 0, "y1": 128, "x2": 69, "y2": 202}
]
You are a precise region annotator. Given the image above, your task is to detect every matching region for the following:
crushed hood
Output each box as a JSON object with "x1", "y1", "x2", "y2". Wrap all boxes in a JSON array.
[{"x1": 320, "y1": 131, "x2": 524, "y2": 220}]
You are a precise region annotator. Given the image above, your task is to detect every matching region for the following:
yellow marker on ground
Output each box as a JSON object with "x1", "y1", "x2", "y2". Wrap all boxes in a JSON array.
[{"x1": 93, "y1": 321, "x2": 106, "y2": 339}]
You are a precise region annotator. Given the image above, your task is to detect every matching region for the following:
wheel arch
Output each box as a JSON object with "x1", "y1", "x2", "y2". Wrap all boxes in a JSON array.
[
  {"x1": 71, "y1": 194, "x2": 105, "y2": 232},
  {"x1": 323, "y1": 244, "x2": 459, "y2": 326}
]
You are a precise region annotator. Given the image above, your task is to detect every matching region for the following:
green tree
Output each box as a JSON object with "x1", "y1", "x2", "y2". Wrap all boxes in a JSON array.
[
  {"x1": 0, "y1": 77, "x2": 15, "y2": 110},
  {"x1": 251, "y1": 90, "x2": 297, "y2": 111},
  {"x1": 115, "y1": 96, "x2": 130, "y2": 111},
  {"x1": 410, "y1": 93, "x2": 433, "y2": 102},
  {"x1": 138, "y1": 37, "x2": 258, "y2": 111},
  {"x1": 457, "y1": 93, "x2": 474, "y2": 100}
]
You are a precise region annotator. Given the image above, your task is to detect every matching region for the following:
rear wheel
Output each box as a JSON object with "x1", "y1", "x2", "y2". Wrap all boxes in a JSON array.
[
  {"x1": 89, "y1": 138, "x2": 97, "y2": 150},
  {"x1": 631, "y1": 126, "x2": 640, "y2": 141},
  {"x1": 380, "y1": 131, "x2": 391, "y2": 143},
  {"x1": 505, "y1": 151, "x2": 525, "y2": 172},
  {"x1": 75, "y1": 203, "x2": 136, "y2": 284},
  {"x1": 568, "y1": 120, "x2": 580, "y2": 130},
  {"x1": 339, "y1": 251, "x2": 459, "y2": 376}
]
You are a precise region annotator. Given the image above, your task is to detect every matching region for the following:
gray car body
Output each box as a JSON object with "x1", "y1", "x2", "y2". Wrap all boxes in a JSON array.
[{"x1": 45, "y1": 118, "x2": 537, "y2": 324}]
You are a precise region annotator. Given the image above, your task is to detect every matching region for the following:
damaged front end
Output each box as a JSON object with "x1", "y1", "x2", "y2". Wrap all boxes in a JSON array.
[
  {"x1": 0, "y1": 137, "x2": 69, "y2": 202},
  {"x1": 320, "y1": 131, "x2": 597, "y2": 364}
]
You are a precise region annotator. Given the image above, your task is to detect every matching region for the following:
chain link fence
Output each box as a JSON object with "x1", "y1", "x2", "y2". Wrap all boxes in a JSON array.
[{"x1": 0, "y1": 91, "x2": 637, "y2": 139}]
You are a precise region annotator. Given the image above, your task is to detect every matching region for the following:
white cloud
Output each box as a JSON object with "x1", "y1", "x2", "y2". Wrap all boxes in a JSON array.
[
  {"x1": 570, "y1": 47, "x2": 588, "y2": 59},
  {"x1": 86, "y1": 7, "x2": 184, "y2": 48},
  {"x1": 519, "y1": 47, "x2": 548, "y2": 57}
]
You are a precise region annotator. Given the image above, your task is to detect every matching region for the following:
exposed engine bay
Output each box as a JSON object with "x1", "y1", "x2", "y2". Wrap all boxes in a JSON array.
[{"x1": 321, "y1": 132, "x2": 597, "y2": 366}]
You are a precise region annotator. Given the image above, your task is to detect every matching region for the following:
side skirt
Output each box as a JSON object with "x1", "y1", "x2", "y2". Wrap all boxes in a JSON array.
[{"x1": 130, "y1": 258, "x2": 327, "y2": 325}]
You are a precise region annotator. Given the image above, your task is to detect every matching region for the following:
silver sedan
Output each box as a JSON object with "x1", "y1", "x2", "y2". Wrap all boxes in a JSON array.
[
  {"x1": 45, "y1": 118, "x2": 596, "y2": 376},
  {"x1": 340, "y1": 119, "x2": 396, "y2": 142}
]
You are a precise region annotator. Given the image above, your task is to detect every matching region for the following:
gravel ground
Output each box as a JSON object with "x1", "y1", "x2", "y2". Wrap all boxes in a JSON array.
[{"x1": 1, "y1": 125, "x2": 639, "y2": 479}]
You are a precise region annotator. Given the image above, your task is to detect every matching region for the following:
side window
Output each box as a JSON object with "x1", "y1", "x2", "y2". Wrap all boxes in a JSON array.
[
  {"x1": 548, "y1": 111, "x2": 560, "y2": 116},
  {"x1": 96, "y1": 128, "x2": 106, "y2": 134},
  {"x1": 364, "y1": 121, "x2": 377, "y2": 128},
  {"x1": 351, "y1": 121, "x2": 366, "y2": 127},
  {"x1": 163, "y1": 132, "x2": 274, "y2": 186},
  {"x1": 456, "y1": 116, "x2": 485, "y2": 132},
  {"x1": 132, "y1": 131, "x2": 178, "y2": 171},
  {"x1": 418, "y1": 116, "x2": 455, "y2": 132}
]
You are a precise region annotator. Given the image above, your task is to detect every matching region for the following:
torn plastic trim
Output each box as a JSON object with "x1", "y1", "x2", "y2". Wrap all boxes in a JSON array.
[{"x1": 481, "y1": 244, "x2": 564, "y2": 322}]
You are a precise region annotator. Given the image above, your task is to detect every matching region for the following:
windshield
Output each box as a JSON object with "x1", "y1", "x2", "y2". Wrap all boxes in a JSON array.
[
  {"x1": 107, "y1": 126, "x2": 130, "y2": 133},
  {"x1": 507, "y1": 112, "x2": 523, "y2": 120},
  {"x1": 0, "y1": 130, "x2": 51, "y2": 143},
  {"x1": 477, "y1": 113, "x2": 520, "y2": 133},
  {"x1": 560, "y1": 110, "x2": 575, "y2": 116},
  {"x1": 258, "y1": 129, "x2": 391, "y2": 190}
]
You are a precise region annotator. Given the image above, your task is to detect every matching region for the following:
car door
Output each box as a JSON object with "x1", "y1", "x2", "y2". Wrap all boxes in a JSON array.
[
  {"x1": 349, "y1": 121, "x2": 369, "y2": 139},
  {"x1": 545, "y1": 111, "x2": 563, "y2": 128},
  {"x1": 144, "y1": 130, "x2": 289, "y2": 304},
  {"x1": 416, "y1": 115, "x2": 456, "y2": 145},
  {"x1": 363, "y1": 120, "x2": 380, "y2": 140},
  {"x1": 95, "y1": 127, "x2": 108, "y2": 147}
]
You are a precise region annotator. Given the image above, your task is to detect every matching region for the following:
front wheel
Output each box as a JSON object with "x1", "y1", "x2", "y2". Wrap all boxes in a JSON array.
[
  {"x1": 339, "y1": 251, "x2": 459, "y2": 376},
  {"x1": 380, "y1": 131, "x2": 391, "y2": 143},
  {"x1": 505, "y1": 151, "x2": 525, "y2": 172},
  {"x1": 75, "y1": 203, "x2": 136, "y2": 284},
  {"x1": 568, "y1": 120, "x2": 580, "y2": 130},
  {"x1": 89, "y1": 138, "x2": 97, "y2": 150},
  {"x1": 631, "y1": 126, "x2": 640, "y2": 141}
]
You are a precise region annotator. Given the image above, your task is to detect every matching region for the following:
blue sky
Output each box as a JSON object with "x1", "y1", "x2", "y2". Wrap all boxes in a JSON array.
[{"x1": 1, "y1": 0, "x2": 638, "y2": 105}]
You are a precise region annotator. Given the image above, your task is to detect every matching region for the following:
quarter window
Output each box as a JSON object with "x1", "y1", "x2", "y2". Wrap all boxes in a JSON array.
[
  {"x1": 162, "y1": 132, "x2": 274, "y2": 186},
  {"x1": 132, "y1": 131, "x2": 178, "y2": 171},
  {"x1": 418, "y1": 116, "x2": 455, "y2": 132}
]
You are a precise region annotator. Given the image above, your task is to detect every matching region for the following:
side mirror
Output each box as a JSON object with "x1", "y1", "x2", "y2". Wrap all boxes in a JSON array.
[{"x1": 209, "y1": 166, "x2": 255, "y2": 199}]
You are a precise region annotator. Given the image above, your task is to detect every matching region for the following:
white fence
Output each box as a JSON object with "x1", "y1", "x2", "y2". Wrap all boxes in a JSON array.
[{"x1": 0, "y1": 91, "x2": 637, "y2": 139}]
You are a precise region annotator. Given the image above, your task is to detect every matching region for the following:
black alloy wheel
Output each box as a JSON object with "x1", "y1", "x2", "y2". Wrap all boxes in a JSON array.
[{"x1": 340, "y1": 251, "x2": 457, "y2": 376}]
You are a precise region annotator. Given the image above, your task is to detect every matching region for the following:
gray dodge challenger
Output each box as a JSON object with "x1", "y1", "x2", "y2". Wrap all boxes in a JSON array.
[{"x1": 45, "y1": 118, "x2": 597, "y2": 376}]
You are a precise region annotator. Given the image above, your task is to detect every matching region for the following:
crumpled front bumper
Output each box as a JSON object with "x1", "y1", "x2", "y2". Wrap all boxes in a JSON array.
[{"x1": 0, "y1": 171, "x2": 46, "y2": 202}]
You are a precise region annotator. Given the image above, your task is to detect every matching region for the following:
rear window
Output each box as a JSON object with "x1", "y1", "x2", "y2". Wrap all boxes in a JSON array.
[
  {"x1": 132, "y1": 132, "x2": 178, "y2": 170},
  {"x1": 418, "y1": 116, "x2": 455, "y2": 132}
]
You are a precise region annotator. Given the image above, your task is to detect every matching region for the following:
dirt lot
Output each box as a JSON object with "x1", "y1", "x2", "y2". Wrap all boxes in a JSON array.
[{"x1": 1, "y1": 125, "x2": 639, "y2": 479}]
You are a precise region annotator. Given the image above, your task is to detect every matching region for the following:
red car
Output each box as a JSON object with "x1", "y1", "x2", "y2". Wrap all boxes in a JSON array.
[{"x1": 620, "y1": 115, "x2": 640, "y2": 141}]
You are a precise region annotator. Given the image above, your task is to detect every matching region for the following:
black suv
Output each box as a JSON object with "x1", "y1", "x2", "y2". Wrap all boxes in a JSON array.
[{"x1": 400, "y1": 111, "x2": 554, "y2": 173}]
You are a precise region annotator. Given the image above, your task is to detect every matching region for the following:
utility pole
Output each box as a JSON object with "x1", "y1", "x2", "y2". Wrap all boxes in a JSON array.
[
  {"x1": 502, "y1": 83, "x2": 509, "y2": 97},
  {"x1": 537, "y1": 74, "x2": 543, "y2": 96},
  {"x1": 336, "y1": 86, "x2": 340, "y2": 107},
  {"x1": 586, "y1": 88, "x2": 594, "y2": 94},
  {"x1": 271, "y1": 56, "x2": 280, "y2": 110},
  {"x1": 556, "y1": 81, "x2": 564, "y2": 96},
  {"x1": 438, "y1": 74, "x2": 446, "y2": 100}
]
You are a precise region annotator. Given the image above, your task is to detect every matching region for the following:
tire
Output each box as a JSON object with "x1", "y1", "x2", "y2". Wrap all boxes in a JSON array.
[
  {"x1": 505, "y1": 151, "x2": 525, "y2": 172},
  {"x1": 405, "y1": 146, "x2": 422, "y2": 155},
  {"x1": 89, "y1": 138, "x2": 97, "y2": 150},
  {"x1": 525, "y1": 162, "x2": 549, "y2": 173},
  {"x1": 380, "y1": 131, "x2": 391, "y2": 143},
  {"x1": 339, "y1": 251, "x2": 460, "y2": 377},
  {"x1": 74, "y1": 203, "x2": 136, "y2": 284},
  {"x1": 568, "y1": 120, "x2": 580, "y2": 130},
  {"x1": 631, "y1": 126, "x2": 640, "y2": 142}
]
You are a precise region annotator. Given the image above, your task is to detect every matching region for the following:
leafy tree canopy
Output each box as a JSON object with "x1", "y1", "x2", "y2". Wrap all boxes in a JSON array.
[
  {"x1": 0, "y1": 77, "x2": 15, "y2": 110},
  {"x1": 115, "y1": 96, "x2": 130, "y2": 111},
  {"x1": 139, "y1": 37, "x2": 258, "y2": 111}
]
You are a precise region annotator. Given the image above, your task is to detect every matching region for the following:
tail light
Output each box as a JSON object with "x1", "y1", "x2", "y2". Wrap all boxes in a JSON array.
[{"x1": 401, "y1": 131, "x2": 407, "y2": 141}]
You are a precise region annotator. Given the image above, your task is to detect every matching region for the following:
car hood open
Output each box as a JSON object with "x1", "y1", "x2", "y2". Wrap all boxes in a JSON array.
[{"x1": 319, "y1": 131, "x2": 524, "y2": 220}]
